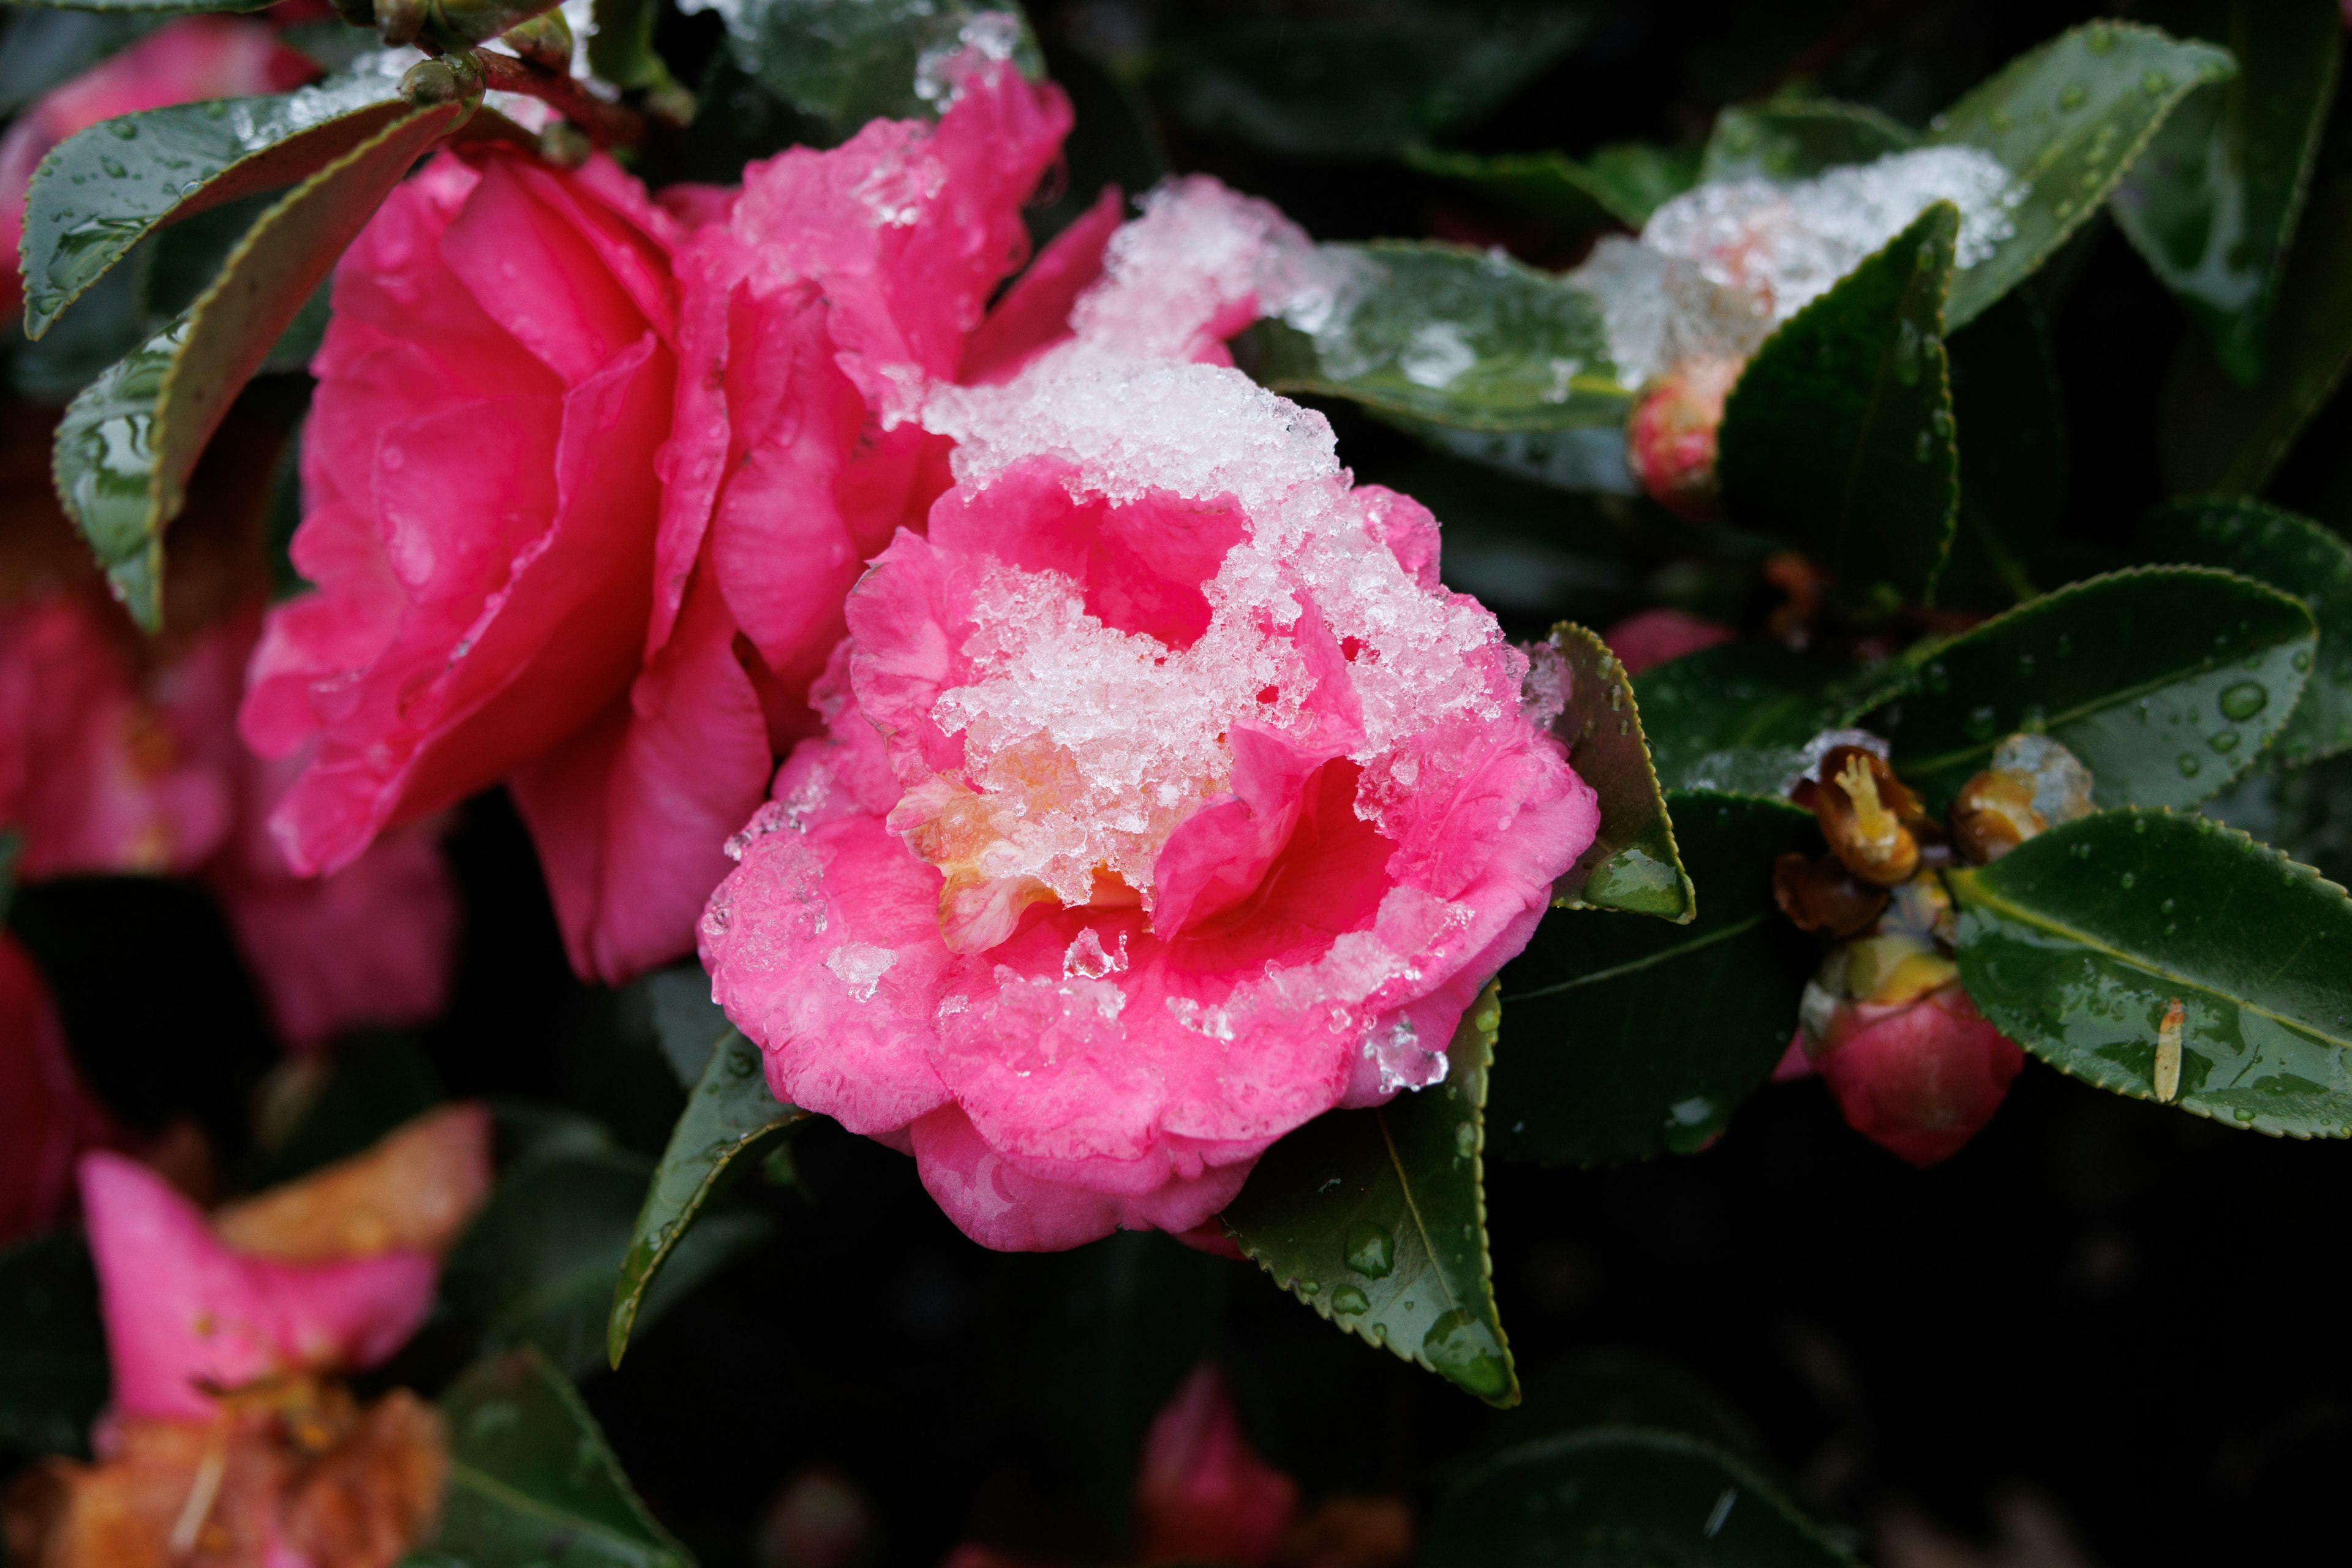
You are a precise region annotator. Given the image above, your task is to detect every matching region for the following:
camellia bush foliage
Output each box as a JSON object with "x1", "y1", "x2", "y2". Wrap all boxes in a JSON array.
[{"x1": 9, "y1": 0, "x2": 2352, "y2": 1564}]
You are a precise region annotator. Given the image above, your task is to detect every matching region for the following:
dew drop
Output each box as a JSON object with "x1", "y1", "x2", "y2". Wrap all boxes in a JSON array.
[
  {"x1": 2293, "y1": 649, "x2": 2313, "y2": 673},
  {"x1": 98, "y1": 157, "x2": 126, "y2": 179},
  {"x1": 2120, "y1": 872, "x2": 2135, "y2": 889},
  {"x1": 2219, "y1": 681, "x2": 2268, "y2": 721},
  {"x1": 2058, "y1": 81, "x2": 2088, "y2": 111},
  {"x1": 2209, "y1": 730, "x2": 2239, "y2": 754},
  {"x1": 1420, "y1": 1308, "x2": 1512, "y2": 1400},
  {"x1": 106, "y1": 120, "x2": 138, "y2": 140},
  {"x1": 1344, "y1": 1223, "x2": 1395, "y2": 1279},
  {"x1": 1331, "y1": 1284, "x2": 1371, "y2": 1315},
  {"x1": 1963, "y1": 705, "x2": 2000, "y2": 742},
  {"x1": 2085, "y1": 24, "x2": 2116, "y2": 53},
  {"x1": 2141, "y1": 69, "x2": 2171, "y2": 96},
  {"x1": 2178, "y1": 754, "x2": 2203, "y2": 778}
]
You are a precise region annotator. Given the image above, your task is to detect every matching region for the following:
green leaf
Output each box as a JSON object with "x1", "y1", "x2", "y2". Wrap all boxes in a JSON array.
[
  {"x1": 431, "y1": 1347, "x2": 695, "y2": 1568},
  {"x1": 2143, "y1": 497, "x2": 2352, "y2": 764},
  {"x1": 636, "y1": 963, "x2": 734, "y2": 1088},
  {"x1": 1144, "y1": 2, "x2": 1594, "y2": 160},
  {"x1": 1717, "y1": 202, "x2": 1960, "y2": 604},
  {"x1": 1923, "y1": 20, "x2": 2236, "y2": 330},
  {"x1": 1221, "y1": 981, "x2": 1517, "y2": 1407},
  {"x1": 589, "y1": 0, "x2": 681, "y2": 93},
  {"x1": 704, "y1": 0, "x2": 1044, "y2": 138},
  {"x1": 2203, "y1": 750, "x2": 2352, "y2": 889},
  {"x1": 0, "y1": 1232, "x2": 108, "y2": 1459},
  {"x1": 1637, "y1": 644, "x2": 1909, "y2": 796},
  {"x1": 1423, "y1": 1428, "x2": 1856, "y2": 1568},
  {"x1": 1940, "y1": 295, "x2": 2068, "y2": 606},
  {"x1": 609, "y1": 1028, "x2": 805, "y2": 1370},
  {"x1": 1491, "y1": 791, "x2": 1817, "y2": 1167},
  {"x1": 19, "y1": 66, "x2": 417, "y2": 339},
  {"x1": 1404, "y1": 141, "x2": 1699, "y2": 230},
  {"x1": 1375, "y1": 418, "x2": 1638, "y2": 496},
  {"x1": 2109, "y1": 0, "x2": 2341, "y2": 384},
  {"x1": 50, "y1": 100, "x2": 459, "y2": 631},
  {"x1": 1699, "y1": 98, "x2": 1914, "y2": 183},
  {"x1": 1887, "y1": 566, "x2": 2317, "y2": 810},
  {"x1": 1240, "y1": 242, "x2": 1630, "y2": 432},
  {"x1": 1544, "y1": 623, "x2": 1693, "y2": 920},
  {"x1": 1949, "y1": 808, "x2": 2352, "y2": 1139},
  {"x1": 445, "y1": 1144, "x2": 771, "y2": 1378},
  {"x1": 0, "y1": 10, "x2": 156, "y2": 119},
  {"x1": 2157, "y1": 177, "x2": 2352, "y2": 497}
]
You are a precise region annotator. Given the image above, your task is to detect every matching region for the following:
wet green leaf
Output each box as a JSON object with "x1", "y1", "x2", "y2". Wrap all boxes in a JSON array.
[
  {"x1": 18, "y1": 63, "x2": 415, "y2": 339},
  {"x1": 1376, "y1": 418, "x2": 1637, "y2": 496},
  {"x1": 2109, "y1": 0, "x2": 2340, "y2": 384},
  {"x1": 609, "y1": 1028, "x2": 806, "y2": 1370},
  {"x1": 1404, "y1": 141, "x2": 1699, "y2": 230},
  {"x1": 1491, "y1": 791, "x2": 1817, "y2": 1168},
  {"x1": 1145, "y1": 2, "x2": 1594, "y2": 160},
  {"x1": 1637, "y1": 644, "x2": 1908, "y2": 796},
  {"x1": 1241, "y1": 242, "x2": 1629, "y2": 432},
  {"x1": 1718, "y1": 203, "x2": 1960, "y2": 603},
  {"x1": 2203, "y1": 750, "x2": 2352, "y2": 889},
  {"x1": 1888, "y1": 566, "x2": 2316, "y2": 810},
  {"x1": 1424, "y1": 1428, "x2": 1856, "y2": 1568},
  {"x1": 0, "y1": 1232, "x2": 108, "y2": 1460},
  {"x1": 2143, "y1": 497, "x2": 2352, "y2": 764},
  {"x1": 1545, "y1": 623, "x2": 1693, "y2": 920},
  {"x1": 430, "y1": 1347, "x2": 695, "y2": 1568},
  {"x1": 1940, "y1": 295, "x2": 2068, "y2": 607},
  {"x1": 445, "y1": 1144, "x2": 771, "y2": 1379},
  {"x1": 1221, "y1": 982, "x2": 1517, "y2": 1407},
  {"x1": 1924, "y1": 20, "x2": 2236, "y2": 330},
  {"x1": 636, "y1": 963, "x2": 734, "y2": 1088},
  {"x1": 1950, "y1": 809, "x2": 2352, "y2": 1140},
  {"x1": 50, "y1": 100, "x2": 458, "y2": 631},
  {"x1": 589, "y1": 0, "x2": 680, "y2": 94},
  {"x1": 2158, "y1": 178, "x2": 2352, "y2": 497},
  {"x1": 1699, "y1": 98, "x2": 1913, "y2": 183},
  {"x1": 705, "y1": 0, "x2": 1043, "y2": 138}
]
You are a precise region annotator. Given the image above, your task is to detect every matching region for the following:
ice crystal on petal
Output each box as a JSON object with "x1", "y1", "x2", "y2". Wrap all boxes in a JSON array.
[
  {"x1": 914, "y1": 12, "x2": 1025, "y2": 107},
  {"x1": 1063, "y1": 927, "x2": 1129, "y2": 979},
  {"x1": 825, "y1": 942, "x2": 898, "y2": 1000}
]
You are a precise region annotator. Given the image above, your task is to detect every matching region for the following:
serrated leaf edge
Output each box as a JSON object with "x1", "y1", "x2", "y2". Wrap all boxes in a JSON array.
[{"x1": 1549, "y1": 620, "x2": 1697, "y2": 922}]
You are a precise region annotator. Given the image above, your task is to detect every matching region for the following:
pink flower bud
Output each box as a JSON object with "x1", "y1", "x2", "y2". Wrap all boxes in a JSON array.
[
  {"x1": 1807, "y1": 983, "x2": 2024, "y2": 1167},
  {"x1": 1626, "y1": 356, "x2": 1743, "y2": 521},
  {"x1": 1136, "y1": 1365, "x2": 1298, "y2": 1567}
]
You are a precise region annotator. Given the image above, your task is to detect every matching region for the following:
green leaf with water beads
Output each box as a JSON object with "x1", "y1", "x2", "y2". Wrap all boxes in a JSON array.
[
  {"x1": 1885, "y1": 566, "x2": 2316, "y2": 812},
  {"x1": 1635, "y1": 644, "x2": 1910, "y2": 797},
  {"x1": 609, "y1": 1028, "x2": 806, "y2": 1370},
  {"x1": 17, "y1": 66, "x2": 418, "y2": 341},
  {"x1": 1489, "y1": 791, "x2": 1817, "y2": 1169},
  {"x1": 49, "y1": 100, "x2": 458, "y2": 631},
  {"x1": 429, "y1": 1347, "x2": 696, "y2": 1568},
  {"x1": 1923, "y1": 20, "x2": 2236, "y2": 330},
  {"x1": 1717, "y1": 202, "x2": 1960, "y2": 605},
  {"x1": 1950, "y1": 809, "x2": 2352, "y2": 1140},
  {"x1": 2157, "y1": 177, "x2": 2352, "y2": 497},
  {"x1": 1239, "y1": 241, "x2": 1629, "y2": 432},
  {"x1": 703, "y1": 0, "x2": 1042, "y2": 138},
  {"x1": 1423, "y1": 1428, "x2": 1856, "y2": 1568},
  {"x1": 1699, "y1": 98, "x2": 1913, "y2": 183},
  {"x1": 1221, "y1": 982, "x2": 1517, "y2": 1408},
  {"x1": 1544, "y1": 623, "x2": 1694, "y2": 921},
  {"x1": 1403, "y1": 141, "x2": 1700, "y2": 230},
  {"x1": 2143, "y1": 498, "x2": 2352, "y2": 766},
  {"x1": 2108, "y1": 0, "x2": 2340, "y2": 385}
]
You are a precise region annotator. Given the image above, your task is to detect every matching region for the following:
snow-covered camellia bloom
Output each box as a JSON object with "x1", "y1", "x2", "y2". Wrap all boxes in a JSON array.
[{"x1": 701, "y1": 355, "x2": 1597, "y2": 1250}]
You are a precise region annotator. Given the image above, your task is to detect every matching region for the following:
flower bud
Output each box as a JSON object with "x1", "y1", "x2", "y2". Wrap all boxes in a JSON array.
[
  {"x1": 398, "y1": 52, "x2": 483, "y2": 108},
  {"x1": 1803, "y1": 978, "x2": 2024, "y2": 1167},
  {"x1": 1948, "y1": 733, "x2": 2094, "y2": 864},
  {"x1": 1136, "y1": 1364, "x2": 1298, "y2": 1567},
  {"x1": 1773, "y1": 851, "x2": 1888, "y2": 937},
  {"x1": 499, "y1": 6, "x2": 573, "y2": 71},
  {"x1": 1627, "y1": 355, "x2": 1743, "y2": 521},
  {"x1": 1811, "y1": 745, "x2": 1924, "y2": 888}
]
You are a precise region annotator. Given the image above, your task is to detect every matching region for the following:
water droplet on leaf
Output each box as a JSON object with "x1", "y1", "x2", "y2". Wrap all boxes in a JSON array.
[{"x1": 1344, "y1": 1223, "x2": 1395, "y2": 1279}]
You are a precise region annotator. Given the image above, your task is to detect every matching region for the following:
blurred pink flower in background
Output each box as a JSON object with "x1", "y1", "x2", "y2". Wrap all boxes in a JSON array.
[
  {"x1": 1602, "y1": 608, "x2": 1735, "y2": 675},
  {"x1": 0, "y1": 16, "x2": 316, "y2": 318},
  {"x1": 1133, "y1": 1365, "x2": 1298, "y2": 1566},
  {"x1": 0, "y1": 938, "x2": 115, "y2": 1247}
]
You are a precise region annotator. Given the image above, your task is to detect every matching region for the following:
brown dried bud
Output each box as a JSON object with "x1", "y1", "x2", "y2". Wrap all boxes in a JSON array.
[
  {"x1": 1774, "y1": 851, "x2": 1890, "y2": 938},
  {"x1": 1812, "y1": 745, "x2": 1923, "y2": 887},
  {"x1": 1949, "y1": 766, "x2": 2041, "y2": 864}
]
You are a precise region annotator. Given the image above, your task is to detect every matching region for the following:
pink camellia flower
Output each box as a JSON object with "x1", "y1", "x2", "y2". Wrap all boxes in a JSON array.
[
  {"x1": 1, "y1": 16, "x2": 316, "y2": 317},
  {"x1": 1807, "y1": 983, "x2": 2024, "y2": 1166},
  {"x1": 701, "y1": 355, "x2": 1597, "y2": 1250},
  {"x1": 1, "y1": 937, "x2": 116, "y2": 1246},
  {"x1": 1602, "y1": 608, "x2": 1735, "y2": 675},
  {"x1": 1135, "y1": 1365, "x2": 1298, "y2": 1567}
]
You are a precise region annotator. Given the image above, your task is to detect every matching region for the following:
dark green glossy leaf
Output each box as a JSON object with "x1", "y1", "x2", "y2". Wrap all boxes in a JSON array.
[
  {"x1": 1718, "y1": 203, "x2": 1959, "y2": 603},
  {"x1": 1424, "y1": 1428, "x2": 1855, "y2": 1568},
  {"x1": 431, "y1": 1347, "x2": 695, "y2": 1568},
  {"x1": 52, "y1": 101, "x2": 458, "y2": 631},
  {"x1": 1222, "y1": 982, "x2": 1517, "y2": 1407},
  {"x1": 1950, "y1": 809, "x2": 2352, "y2": 1139},
  {"x1": 0, "y1": 1232, "x2": 108, "y2": 1459},
  {"x1": 1378, "y1": 418, "x2": 1638, "y2": 496},
  {"x1": 1146, "y1": 2, "x2": 1594, "y2": 160},
  {"x1": 589, "y1": 0, "x2": 681, "y2": 93},
  {"x1": 705, "y1": 0, "x2": 1043, "y2": 137},
  {"x1": 2203, "y1": 750, "x2": 2352, "y2": 888},
  {"x1": 19, "y1": 65, "x2": 415, "y2": 339},
  {"x1": 1940, "y1": 295, "x2": 2068, "y2": 607},
  {"x1": 2109, "y1": 0, "x2": 2340, "y2": 383},
  {"x1": 1405, "y1": 141, "x2": 1699, "y2": 230},
  {"x1": 1637, "y1": 644, "x2": 1909, "y2": 796},
  {"x1": 1545, "y1": 623, "x2": 1693, "y2": 920},
  {"x1": 1491, "y1": 791, "x2": 1817, "y2": 1167},
  {"x1": 609, "y1": 1028, "x2": 805, "y2": 1370},
  {"x1": 1888, "y1": 566, "x2": 2316, "y2": 810},
  {"x1": 636, "y1": 963, "x2": 734, "y2": 1088},
  {"x1": 2143, "y1": 497, "x2": 2352, "y2": 764},
  {"x1": 9, "y1": 259, "x2": 154, "y2": 404},
  {"x1": 1242, "y1": 243, "x2": 1629, "y2": 431},
  {"x1": 1699, "y1": 99, "x2": 1913, "y2": 183},
  {"x1": 0, "y1": 10, "x2": 155, "y2": 118},
  {"x1": 2158, "y1": 178, "x2": 2352, "y2": 497},
  {"x1": 445, "y1": 1145, "x2": 770, "y2": 1378},
  {"x1": 1923, "y1": 20, "x2": 2236, "y2": 330}
]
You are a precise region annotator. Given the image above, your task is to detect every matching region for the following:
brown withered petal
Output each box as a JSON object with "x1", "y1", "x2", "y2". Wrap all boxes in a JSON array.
[
  {"x1": 1774, "y1": 853, "x2": 1891, "y2": 938},
  {"x1": 213, "y1": 1103, "x2": 492, "y2": 1264},
  {"x1": 3, "y1": 1413, "x2": 289, "y2": 1568},
  {"x1": 278, "y1": 1390, "x2": 447, "y2": 1568},
  {"x1": 1277, "y1": 1495, "x2": 1415, "y2": 1568},
  {"x1": 1812, "y1": 747, "x2": 1922, "y2": 888},
  {"x1": 1948, "y1": 767, "x2": 2045, "y2": 865}
]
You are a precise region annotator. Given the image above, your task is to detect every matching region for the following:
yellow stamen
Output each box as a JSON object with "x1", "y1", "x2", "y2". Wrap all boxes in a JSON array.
[{"x1": 1837, "y1": 754, "x2": 1898, "y2": 848}]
